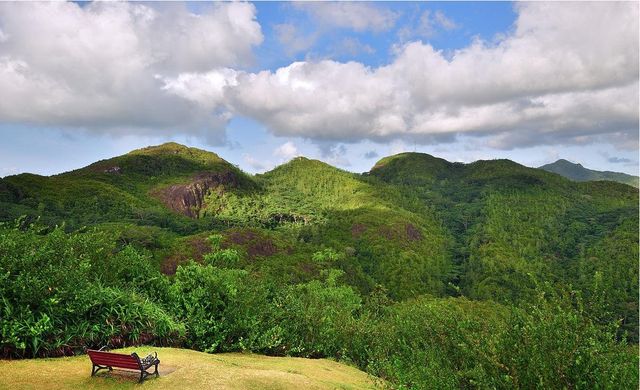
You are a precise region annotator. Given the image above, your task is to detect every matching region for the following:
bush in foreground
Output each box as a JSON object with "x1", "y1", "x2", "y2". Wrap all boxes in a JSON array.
[{"x1": 0, "y1": 224, "x2": 184, "y2": 358}]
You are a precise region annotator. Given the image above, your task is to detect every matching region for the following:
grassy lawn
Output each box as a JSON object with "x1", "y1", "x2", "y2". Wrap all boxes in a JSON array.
[{"x1": 0, "y1": 347, "x2": 380, "y2": 390}]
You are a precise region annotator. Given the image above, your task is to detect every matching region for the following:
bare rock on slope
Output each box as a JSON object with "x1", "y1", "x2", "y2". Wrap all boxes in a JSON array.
[{"x1": 154, "y1": 171, "x2": 240, "y2": 218}]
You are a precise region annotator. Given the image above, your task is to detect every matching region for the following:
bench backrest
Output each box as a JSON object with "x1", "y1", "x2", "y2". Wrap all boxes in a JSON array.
[{"x1": 87, "y1": 349, "x2": 141, "y2": 370}]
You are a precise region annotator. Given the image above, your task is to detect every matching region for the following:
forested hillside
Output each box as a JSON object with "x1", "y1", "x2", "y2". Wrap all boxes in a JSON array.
[
  {"x1": 369, "y1": 153, "x2": 639, "y2": 338},
  {"x1": 1, "y1": 143, "x2": 637, "y2": 389}
]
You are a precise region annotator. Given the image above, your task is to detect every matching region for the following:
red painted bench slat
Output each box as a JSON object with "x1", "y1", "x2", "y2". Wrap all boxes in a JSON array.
[
  {"x1": 92, "y1": 361, "x2": 140, "y2": 369},
  {"x1": 91, "y1": 357, "x2": 138, "y2": 364},
  {"x1": 88, "y1": 354, "x2": 138, "y2": 363},
  {"x1": 88, "y1": 351, "x2": 136, "y2": 359}
]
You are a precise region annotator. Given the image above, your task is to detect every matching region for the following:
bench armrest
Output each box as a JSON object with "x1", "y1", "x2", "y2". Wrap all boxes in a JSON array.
[{"x1": 139, "y1": 352, "x2": 160, "y2": 368}]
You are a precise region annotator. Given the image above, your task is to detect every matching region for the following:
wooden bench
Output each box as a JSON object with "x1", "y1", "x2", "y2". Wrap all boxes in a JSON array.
[{"x1": 87, "y1": 348, "x2": 160, "y2": 383}]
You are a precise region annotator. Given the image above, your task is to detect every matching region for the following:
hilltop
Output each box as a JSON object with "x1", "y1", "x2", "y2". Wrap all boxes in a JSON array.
[
  {"x1": 540, "y1": 158, "x2": 639, "y2": 187},
  {"x1": 0, "y1": 143, "x2": 638, "y2": 389},
  {"x1": 0, "y1": 142, "x2": 255, "y2": 230}
]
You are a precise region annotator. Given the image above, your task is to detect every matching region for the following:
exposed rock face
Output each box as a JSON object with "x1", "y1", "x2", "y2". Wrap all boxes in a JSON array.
[
  {"x1": 155, "y1": 171, "x2": 239, "y2": 218},
  {"x1": 103, "y1": 166, "x2": 121, "y2": 174}
]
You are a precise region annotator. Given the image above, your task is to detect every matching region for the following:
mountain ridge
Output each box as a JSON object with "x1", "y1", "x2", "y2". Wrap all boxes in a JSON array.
[
  {"x1": 1, "y1": 144, "x2": 637, "y2": 299},
  {"x1": 540, "y1": 158, "x2": 638, "y2": 187},
  {"x1": 2, "y1": 143, "x2": 637, "y2": 190}
]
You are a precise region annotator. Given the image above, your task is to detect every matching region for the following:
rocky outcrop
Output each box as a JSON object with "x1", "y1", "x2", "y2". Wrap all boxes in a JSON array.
[
  {"x1": 103, "y1": 166, "x2": 121, "y2": 174},
  {"x1": 154, "y1": 171, "x2": 239, "y2": 218}
]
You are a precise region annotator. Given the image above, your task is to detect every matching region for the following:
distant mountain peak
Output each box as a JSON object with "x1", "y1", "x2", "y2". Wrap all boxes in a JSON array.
[
  {"x1": 551, "y1": 159, "x2": 584, "y2": 168},
  {"x1": 540, "y1": 159, "x2": 638, "y2": 187}
]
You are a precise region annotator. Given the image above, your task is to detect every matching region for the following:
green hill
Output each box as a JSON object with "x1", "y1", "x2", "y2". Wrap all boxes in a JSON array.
[
  {"x1": 369, "y1": 153, "x2": 637, "y2": 324},
  {"x1": 0, "y1": 144, "x2": 637, "y2": 389},
  {"x1": 0, "y1": 142, "x2": 256, "y2": 232},
  {"x1": 540, "y1": 158, "x2": 639, "y2": 187}
]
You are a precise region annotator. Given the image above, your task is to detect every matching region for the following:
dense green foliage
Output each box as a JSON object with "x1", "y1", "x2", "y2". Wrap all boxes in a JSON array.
[
  {"x1": 369, "y1": 152, "x2": 639, "y2": 341},
  {"x1": 1, "y1": 143, "x2": 637, "y2": 388},
  {"x1": 1, "y1": 224, "x2": 636, "y2": 388},
  {"x1": 0, "y1": 224, "x2": 184, "y2": 358}
]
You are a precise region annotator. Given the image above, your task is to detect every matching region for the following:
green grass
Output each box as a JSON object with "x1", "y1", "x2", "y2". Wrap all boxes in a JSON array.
[{"x1": 0, "y1": 347, "x2": 380, "y2": 390}]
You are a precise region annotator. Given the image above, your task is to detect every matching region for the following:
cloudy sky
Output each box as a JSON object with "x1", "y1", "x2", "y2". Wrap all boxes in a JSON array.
[{"x1": 0, "y1": 1, "x2": 638, "y2": 177}]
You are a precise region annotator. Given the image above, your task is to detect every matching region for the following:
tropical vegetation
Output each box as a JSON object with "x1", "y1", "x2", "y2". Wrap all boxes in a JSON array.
[{"x1": 0, "y1": 143, "x2": 637, "y2": 388}]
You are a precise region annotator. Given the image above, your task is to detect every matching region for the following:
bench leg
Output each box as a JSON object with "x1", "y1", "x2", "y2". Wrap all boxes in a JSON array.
[
  {"x1": 139, "y1": 369, "x2": 154, "y2": 383},
  {"x1": 138, "y1": 361, "x2": 160, "y2": 383},
  {"x1": 91, "y1": 364, "x2": 111, "y2": 377}
]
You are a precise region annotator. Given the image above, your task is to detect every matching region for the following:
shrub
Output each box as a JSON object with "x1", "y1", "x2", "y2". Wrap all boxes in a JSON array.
[
  {"x1": 355, "y1": 297, "x2": 508, "y2": 389},
  {"x1": 168, "y1": 263, "x2": 273, "y2": 353},
  {"x1": 0, "y1": 224, "x2": 183, "y2": 358},
  {"x1": 274, "y1": 269, "x2": 361, "y2": 358},
  {"x1": 498, "y1": 289, "x2": 638, "y2": 389}
]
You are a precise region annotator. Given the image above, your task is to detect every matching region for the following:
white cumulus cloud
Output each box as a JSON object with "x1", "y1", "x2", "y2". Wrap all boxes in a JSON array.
[
  {"x1": 274, "y1": 141, "x2": 301, "y2": 161},
  {"x1": 0, "y1": 1, "x2": 637, "y2": 152},
  {"x1": 228, "y1": 2, "x2": 638, "y2": 150},
  {"x1": 243, "y1": 153, "x2": 273, "y2": 172},
  {"x1": 0, "y1": 1, "x2": 261, "y2": 140}
]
